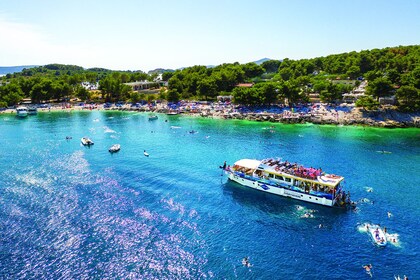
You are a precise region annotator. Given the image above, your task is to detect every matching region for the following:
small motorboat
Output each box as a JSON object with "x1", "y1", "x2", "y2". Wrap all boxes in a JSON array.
[
  {"x1": 109, "y1": 144, "x2": 121, "y2": 153},
  {"x1": 148, "y1": 115, "x2": 158, "y2": 121},
  {"x1": 368, "y1": 226, "x2": 387, "y2": 246},
  {"x1": 28, "y1": 106, "x2": 38, "y2": 115},
  {"x1": 16, "y1": 106, "x2": 28, "y2": 117},
  {"x1": 143, "y1": 150, "x2": 149, "y2": 157},
  {"x1": 81, "y1": 137, "x2": 94, "y2": 146}
]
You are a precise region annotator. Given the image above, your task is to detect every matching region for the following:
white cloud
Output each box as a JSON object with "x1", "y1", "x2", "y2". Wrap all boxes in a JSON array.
[{"x1": 0, "y1": 15, "x2": 106, "y2": 68}]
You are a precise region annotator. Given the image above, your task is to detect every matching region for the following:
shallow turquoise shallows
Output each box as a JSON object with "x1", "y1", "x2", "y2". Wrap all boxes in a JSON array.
[{"x1": 0, "y1": 111, "x2": 419, "y2": 279}]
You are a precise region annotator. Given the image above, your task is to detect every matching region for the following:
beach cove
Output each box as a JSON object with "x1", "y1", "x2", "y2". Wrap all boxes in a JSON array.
[
  {"x1": 0, "y1": 111, "x2": 419, "y2": 279},
  {"x1": 2, "y1": 102, "x2": 420, "y2": 128}
]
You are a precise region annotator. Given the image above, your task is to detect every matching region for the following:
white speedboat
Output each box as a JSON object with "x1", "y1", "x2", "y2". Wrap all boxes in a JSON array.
[
  {"x1": 28, "y1": 106, "x2": 38, "y2": 115},
  {"x1": 144, "y1": 150, "x2": 149, "y2": 157},
  {"x1": 148, "y1": 115, "x2": 158, "y2": 121},
  {"x1": 81, "y1": 137, "x2": 94, "y2": 146},
  {"x1": 368, "y1": 226, "x2": 387, "y2": 246},
  {"x1": 109, "y1": 144, "x2": 121, "y2": 153},
  {"x1": 16, "y1": 106, "x2": 28, "y2": 117}
]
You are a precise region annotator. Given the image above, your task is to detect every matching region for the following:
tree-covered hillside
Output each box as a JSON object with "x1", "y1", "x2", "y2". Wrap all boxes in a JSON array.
[
  {"x1": 1, "y1": 45, "x2": 419, "y2": 111},
  {"x1": 164, "y1": 45, "x2": 420, "y2": 111}
]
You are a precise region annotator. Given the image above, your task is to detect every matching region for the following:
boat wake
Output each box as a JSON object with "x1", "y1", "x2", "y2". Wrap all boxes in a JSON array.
[
  {"x1": 103, "y1": 126, "x2": 117, "y2": 133},
  {"x1": 364, "y1": 187, "x2": 373, "y2": 193},
  {"x1": 386, "y1": 233, "x2": 401, "y2": 247},
  {"x1": 376, "y1": 150, "x2": 392, "y2": 154}
]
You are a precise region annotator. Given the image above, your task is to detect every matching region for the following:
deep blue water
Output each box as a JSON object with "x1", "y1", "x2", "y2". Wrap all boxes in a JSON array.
[{"x1": 0, "y1": 111, "x2": 419, "y2": 279}]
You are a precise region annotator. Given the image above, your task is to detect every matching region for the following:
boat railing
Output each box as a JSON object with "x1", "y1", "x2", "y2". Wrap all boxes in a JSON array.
[{"x1": 232, "y1": 170, "x2": 334, "y2": 199}]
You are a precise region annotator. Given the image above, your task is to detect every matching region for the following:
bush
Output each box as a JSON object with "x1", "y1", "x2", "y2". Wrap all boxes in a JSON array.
[{"x1": 355, "y1": 95, "x2": 380, "y2": 110}]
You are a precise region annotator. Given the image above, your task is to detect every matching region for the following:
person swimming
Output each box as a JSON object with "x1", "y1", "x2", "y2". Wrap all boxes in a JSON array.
[
  {"x1": 363, "y1": 264, "x2": 373, "y2": 277},
  {"x1": 242, "y1": 257, "x2": 252, "y2": 267},
  {"x1": 302, "y1": 212, "x2": 314, "y2": 218}
]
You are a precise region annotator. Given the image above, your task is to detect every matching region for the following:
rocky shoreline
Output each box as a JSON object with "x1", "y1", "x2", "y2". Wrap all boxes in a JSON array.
[
  {"x1": 2, "y1": 104, "x2": 419, "y2": 128},
  {"x1": 147, "y1": 107, "x2": 420, "y2": 128}
]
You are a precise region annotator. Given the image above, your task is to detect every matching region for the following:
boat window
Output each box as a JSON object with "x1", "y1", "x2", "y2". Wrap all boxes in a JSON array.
[
  {"x1": 275, "y1": 175, "x2": 284, "y2": 181},
  {"x1": 268, "y1": 173, "x2": 274, "y2": 178},
  {"x1": 285, "y1": 177, "x2": 291, "y2": 182}
]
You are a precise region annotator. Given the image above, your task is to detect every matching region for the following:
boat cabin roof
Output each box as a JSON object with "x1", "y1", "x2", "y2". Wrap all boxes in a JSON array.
[{"x1": 233, "y1": 159, "x2": 261, "y2": 170}]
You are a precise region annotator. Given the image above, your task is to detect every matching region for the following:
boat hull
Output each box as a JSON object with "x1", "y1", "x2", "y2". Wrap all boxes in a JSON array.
[
  {"x1": 109, "y1": 144, "x2": 120, "y2": 153},
  {"x1": 81, "y1": 138, "x2": 94, "y2": 146},
  {"x1": 228, "y1": 172, "x2": 335, "y2": 207},
  {"x1": 16, "y1": 107, "x2": 28, "y2": 117},
  {"x1": 28, "y1": 108, "x2": 37, "y2": 115}
]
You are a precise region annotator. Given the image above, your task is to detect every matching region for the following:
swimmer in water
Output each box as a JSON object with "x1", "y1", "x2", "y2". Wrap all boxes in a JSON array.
[
  {"x1": 363, "y1": 264, "x2": 373, "y2": 277},
  {"x1": 242, "y1": 257, "x2": 252, "y2": 267}
]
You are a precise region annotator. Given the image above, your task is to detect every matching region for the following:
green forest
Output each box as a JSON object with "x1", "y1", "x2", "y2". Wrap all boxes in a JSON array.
[{"x1": 1, "y1": 45, "x2": 419, "y2": 111}]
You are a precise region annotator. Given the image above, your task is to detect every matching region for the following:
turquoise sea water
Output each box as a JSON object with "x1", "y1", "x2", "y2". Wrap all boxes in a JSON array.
[{"x1": 0, "y1": 111, "x2": 419, "y2": 279}]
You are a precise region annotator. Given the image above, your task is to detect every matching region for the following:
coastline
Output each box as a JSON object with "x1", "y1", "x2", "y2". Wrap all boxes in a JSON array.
[{"x1": 2, "y1": 104, "x2": 419, "y2": 128}]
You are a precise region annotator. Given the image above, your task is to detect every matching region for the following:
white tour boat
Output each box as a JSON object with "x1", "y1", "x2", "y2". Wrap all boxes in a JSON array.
[
  {"x1": 368, "y1": 226, "x2": 387, "y2": 246},
  {"x1": 109, "y1": 144, "x2": 121, "y2": 153},
  {"x1": 81, "y1": 137, "x2": 94, "y2": 146},
  {"x1": 16, "y1": 106, "x2": 28, "y2": 117},
  {"x1": 224, "y1": 158, "x2": 352, "y2": 208}
]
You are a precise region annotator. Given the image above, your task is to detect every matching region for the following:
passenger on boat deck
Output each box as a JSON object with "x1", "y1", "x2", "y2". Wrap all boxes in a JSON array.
[{"x1": 222, "y1": 161, "x2": 227, "y2": 169}]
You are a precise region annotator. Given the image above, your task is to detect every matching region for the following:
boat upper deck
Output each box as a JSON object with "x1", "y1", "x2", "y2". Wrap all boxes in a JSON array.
[{"x1": 232, "y1": 158, "x2": 344, "y2": 187}]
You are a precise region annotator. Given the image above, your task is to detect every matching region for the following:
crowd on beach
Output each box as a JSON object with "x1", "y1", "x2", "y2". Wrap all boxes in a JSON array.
[{"x1": 2, "y1": 100, "x2": 419, "y2": 127}]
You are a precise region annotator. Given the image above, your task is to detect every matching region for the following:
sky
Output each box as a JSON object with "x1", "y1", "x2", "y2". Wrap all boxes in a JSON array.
[{"x1": 0, "y1": 0, "x2": 419, "y2": 72}]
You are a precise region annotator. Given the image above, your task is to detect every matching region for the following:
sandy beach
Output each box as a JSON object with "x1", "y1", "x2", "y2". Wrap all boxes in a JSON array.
[{"x1": 2, "y1": 103, "x2": 419, "y2": 128}]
